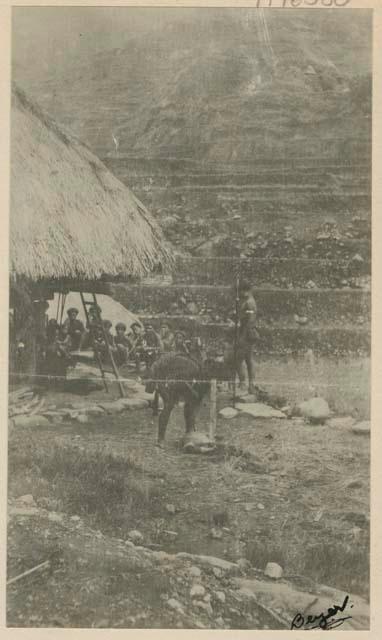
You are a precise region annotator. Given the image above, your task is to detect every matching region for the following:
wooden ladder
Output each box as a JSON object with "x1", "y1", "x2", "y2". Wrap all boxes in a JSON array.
[{"x1": 79, "y1": 292, "x2": 125, "y2": 398}]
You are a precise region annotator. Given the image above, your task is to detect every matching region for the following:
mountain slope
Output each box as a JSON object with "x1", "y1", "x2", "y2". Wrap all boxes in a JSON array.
[{"x1": 13, "y1": 9, "x2": 371, "y2": 164}]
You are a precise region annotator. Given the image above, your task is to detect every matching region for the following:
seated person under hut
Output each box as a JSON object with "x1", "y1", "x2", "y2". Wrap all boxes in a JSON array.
[
  {"x1": 93, "y1": 319, "x2": 116, "y2": 362},
  {"x1": 114, "y1": 322, "x2": 132, "y2": 366},
  {"x1": 43, "y1": 319, "x2": 73, "y2": 382},
  {"x1": 62, "y1": 307, "x2": 85, "y2": 351},
  {"x1": 79, "y1": 304, "x2": 103, "y2": 350},
  {"x1": 160, "y1": 322, "x2": 175, "y2": 352}
]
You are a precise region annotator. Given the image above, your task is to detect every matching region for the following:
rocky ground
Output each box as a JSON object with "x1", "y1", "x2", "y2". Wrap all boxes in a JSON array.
[{"x1": 7, "y1": 381, "x2": 370, "y2": 629}]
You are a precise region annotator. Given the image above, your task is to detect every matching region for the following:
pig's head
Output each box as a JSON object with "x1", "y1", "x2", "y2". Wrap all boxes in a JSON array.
[{"x1": 201, "y1": 338, "x2": 235, "y2": 382}]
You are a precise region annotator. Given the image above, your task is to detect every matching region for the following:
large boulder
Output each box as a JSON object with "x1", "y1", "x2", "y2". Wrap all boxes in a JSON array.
[
  {"x1": 13, "y1": 414, "x2": 50, "y2": 428},
  {"x1": 183, "y1": 432, "x2": 215, "y2": 453},
  {"x1": 219, "y1": 407, "x2": 238, "y2": 419},
  {"x1": 236, "y1": 403, "x2": 286, "y2": 419},
  {"x1": 351, "y1": 421, "x2": 370, "y2": 435},
  {"x1": 299, "y1": 397, "x2": 330, "y2": 424}
]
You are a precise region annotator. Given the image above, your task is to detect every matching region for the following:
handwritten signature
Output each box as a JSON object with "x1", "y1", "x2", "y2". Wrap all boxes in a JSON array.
[{"x1": 291, "y1": 595, "x2": 353, "y2": 630}]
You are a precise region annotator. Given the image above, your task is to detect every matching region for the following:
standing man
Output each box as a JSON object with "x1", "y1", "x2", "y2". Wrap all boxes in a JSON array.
[
  {"x1": 128, "y1": 322, "x2": 145, "y2": 373},
  {"x1": 235, "y1": 280, "x2": 259, "y2": 396},
  {"x1": 143, "y1": 324, "x2": 163, "y2": 369}
]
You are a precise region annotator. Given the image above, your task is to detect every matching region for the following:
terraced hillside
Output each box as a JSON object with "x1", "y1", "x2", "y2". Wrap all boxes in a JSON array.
[
  {"x1": 104, "y1": 157, "x2": 371, "y2": 253},
  {"x1": 13, "y1": 10, "x2": 371, "y2": 248},
  {"x1": 108, "y1": 227, "x2": 370, "y2": 418},
  {"x1": 13, "y1": 9, "x2": 371, "y2": 415}
]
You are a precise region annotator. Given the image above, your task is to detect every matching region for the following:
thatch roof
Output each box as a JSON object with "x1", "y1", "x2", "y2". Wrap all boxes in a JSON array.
[{"x1": 10, "y1": 85, "x2": 173, "y2": 281}]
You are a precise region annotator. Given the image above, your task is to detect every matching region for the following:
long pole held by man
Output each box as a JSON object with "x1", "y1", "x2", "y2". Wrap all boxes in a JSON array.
[{"x1": 233, "y1": 273, "x2": 240, "y2": 409}]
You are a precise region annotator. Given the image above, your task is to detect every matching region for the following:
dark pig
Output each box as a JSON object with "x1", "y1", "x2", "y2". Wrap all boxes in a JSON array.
[{"x1": 145, "y1": 346, "x2": 224, "y2": 448}]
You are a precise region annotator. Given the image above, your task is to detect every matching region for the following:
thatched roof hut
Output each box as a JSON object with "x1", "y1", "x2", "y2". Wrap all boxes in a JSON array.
[{"x1": 10, "y1": 85, "x2": 173, "y2": 281}]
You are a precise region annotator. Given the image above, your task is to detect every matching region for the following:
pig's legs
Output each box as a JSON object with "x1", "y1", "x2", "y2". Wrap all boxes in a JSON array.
[
  {"x1": 184, "y1": 397, "x2": 200, "y2": 434},
  {"x1": 157, "y1": 396, "x2": 175, "y2": 447}
]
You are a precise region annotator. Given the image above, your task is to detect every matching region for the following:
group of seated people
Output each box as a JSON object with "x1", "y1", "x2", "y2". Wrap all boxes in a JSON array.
[{"x1": 41, "y1": 304, "x2": 193, "y2": 378}]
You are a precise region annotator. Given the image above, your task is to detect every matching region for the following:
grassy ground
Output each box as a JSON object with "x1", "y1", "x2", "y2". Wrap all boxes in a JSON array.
[{"x1": 7, "y1": 388, "x2": 370, "y2": 628}]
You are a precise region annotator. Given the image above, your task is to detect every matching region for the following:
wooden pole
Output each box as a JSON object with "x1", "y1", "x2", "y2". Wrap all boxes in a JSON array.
[
  {"x1": 92, "y1": 293, "x2": 125, "y2": 398},
  {"x1": 209, "y1": 379, "x2": 217, "y2": 442},
  {"x1": 79, "y1": 291, "x2": 108, "y2": 393},
  {"x1": 7, "y1": 560, "x2": 50, "y2": 586},
  {"x1": 233, "y1": 272, "x2": 240, "y2": 409}
]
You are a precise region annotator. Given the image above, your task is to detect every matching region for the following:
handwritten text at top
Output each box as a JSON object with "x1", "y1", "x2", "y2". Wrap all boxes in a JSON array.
[{"x1": 252, "y1": 0, "x2": 351, "y2": 8}]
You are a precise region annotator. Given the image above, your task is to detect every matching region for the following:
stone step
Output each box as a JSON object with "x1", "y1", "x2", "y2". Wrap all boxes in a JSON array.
[
  {"x1": 136, "y1": 316, "x2": 370, "y2": 356},
  {"x1": 111, "y1": 284, "x2": 370, "y2": 326},
  {"x1": 136, "y1": 315, "x2": 370, "y2": 356},
  {"x1": 172, "y1": 256, "x2": 370, "y2": 287}
]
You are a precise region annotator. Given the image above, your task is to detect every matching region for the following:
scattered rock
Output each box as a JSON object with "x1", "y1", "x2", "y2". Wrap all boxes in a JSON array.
[
  {"x1": 70, "y1": 515, "x2": 81, "y2": 522},
  {"x1": 257, "y1": 503, "x2": 265, "y2": 510},
  {"x1": 9, "y1": 505, "x2": 40, "y2": 517},
  {"x1": 299, "y1": 397, "x2": 330, "y2": 424},
  {"x1": 264, "y1": 562, "x2": 283, "y2": 579},
  {"x1": 327, "y1": 416, "x2": 355, "y2": 428},
  {"x1": 236, "y1": 403, "x2": 286, "y2": 419},
  {"x1": 101, "y1": 400, "x2": 129, "y2": 414},
  {"x1": 176, "y1": 552, "x2": 237, "y2": 574},
  {"x1": 237, "y1": 394, "x2": 257, "y2": 403},
  {"x1": 351, "y1": 421, "x2": 370, "y2": 435},
  {"x1": 167, "y1": 598, "x2": 184, "y2": 614},
  {"x1": 127, "y1": 529, "x2": 144, "y2": 544},
  {"x1": 306, "y1": 280, "x2": 317, "y2": 289},
  {"x1": 213, "y1": 567, "x2": 223, "y2": 579},
  {"x1": 351, "y1": 253, "x2": 364, "y2": 263},
  {"x1": 210, "y1": 528, "x2": 223, "y2": 540},
  {"x1": 16, "y1": 494, "x2": 36, "y2": 506},
  {"x1": 48, "y1": 512, "x2": 64, "y2": 523},
  {"x1": 190, "y1": 584, "x2": 206, "y2": 598},
  {"x1": 189, "y1": 566, "x2": 202, "y2": 578},
  {"x1": 186, "y1": 302, "x2": 199, "y2": 315},
  {"x1": 219, "y1": 407, "x2": 238, "y2": 419},
  {"x1": 194, "y1": 601, "x2": 213, "y2": 615},
  {"x1": 76, "y1": 414, "x2": 88, "y2": 424},
  {"x1": 13, "y1": 415, "x2": 50, "y2": 428},
  {"x1": 166, "y1": 504, "x2": 176, "y2": 515},
  {"x1": 122, "y1": 398, "x2": 150, "y2": 410},
  {"x1": 152, "y1": 551, "x2": 174, "y2": 563},
  {"x1": 237, "y1": 558, "x2": 251, "y2": 571},
  {"x1": 183, "y1": 432, "x2": 215, "y2": 453},
  {"x1": 215, "y1": 591, "x2": 226, "y2": 604},
  {"x1": 215, "y1": 616, "x2": 225, "y2": 626}
]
